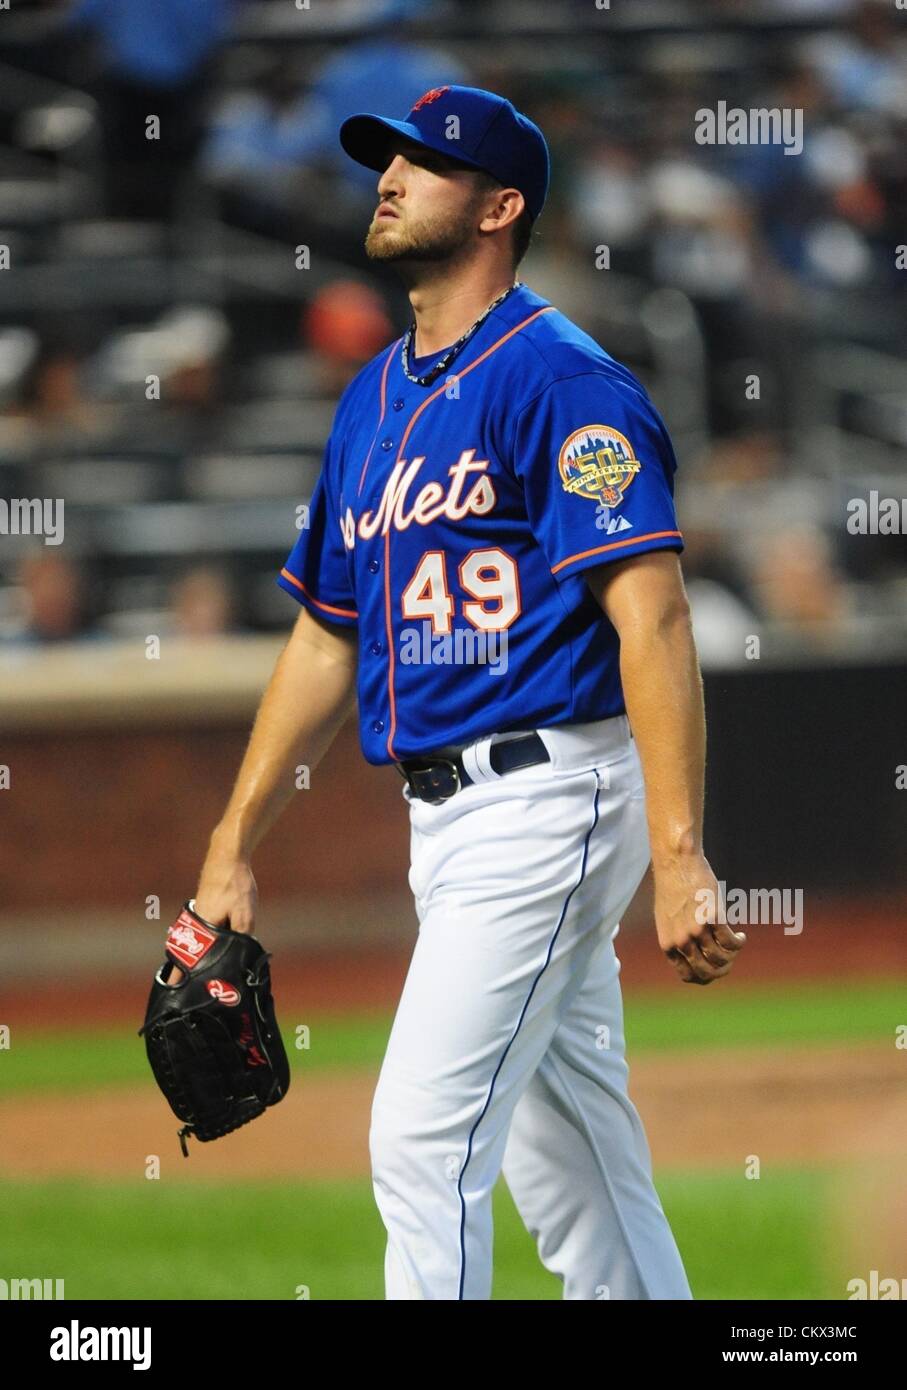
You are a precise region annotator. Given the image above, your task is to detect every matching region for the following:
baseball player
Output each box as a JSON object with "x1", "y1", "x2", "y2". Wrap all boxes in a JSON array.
[{"x1": 191, "y1": 85, "x2": 746, "y2": 1300}]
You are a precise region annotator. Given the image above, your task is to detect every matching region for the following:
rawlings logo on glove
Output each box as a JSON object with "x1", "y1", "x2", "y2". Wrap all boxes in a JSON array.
[{"x1": 166, "y1": 911, "x2": 219, "y2": 968}]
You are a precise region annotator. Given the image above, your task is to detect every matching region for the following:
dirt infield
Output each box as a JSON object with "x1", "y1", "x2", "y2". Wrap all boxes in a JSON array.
[{"x1": 1, "y1": 1041, "x2": 903, "y2": 1182}]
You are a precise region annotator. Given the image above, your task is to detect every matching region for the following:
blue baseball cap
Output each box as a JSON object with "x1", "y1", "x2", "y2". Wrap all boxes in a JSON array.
[{"x1": 339, "y1": 84, "x2": 550, "y2": 223}]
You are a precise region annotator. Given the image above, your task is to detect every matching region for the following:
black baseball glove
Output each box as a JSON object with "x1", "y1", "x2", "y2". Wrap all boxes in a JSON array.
[{"x1": 139, "y1": 901, "x2": 290, "y2": 1156}]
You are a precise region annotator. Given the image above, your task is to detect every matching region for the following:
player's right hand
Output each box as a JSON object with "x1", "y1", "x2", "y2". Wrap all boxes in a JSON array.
[
  {"x1": 165, "y1": 841, "x2": 258, "y2": 987},
  {"x1": 193, "y1": 840, "x2": 258, "y2": 937}
]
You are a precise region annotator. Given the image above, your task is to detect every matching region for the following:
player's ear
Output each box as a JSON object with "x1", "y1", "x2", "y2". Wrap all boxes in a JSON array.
[{"x1": 477, "y1": 187, "x2": 524, "y2": 244}]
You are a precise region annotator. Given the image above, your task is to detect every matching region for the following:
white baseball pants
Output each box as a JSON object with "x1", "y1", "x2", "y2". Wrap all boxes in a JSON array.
[{"x1": 369, "y1": 715, "x2": 692, "y2": 1301}]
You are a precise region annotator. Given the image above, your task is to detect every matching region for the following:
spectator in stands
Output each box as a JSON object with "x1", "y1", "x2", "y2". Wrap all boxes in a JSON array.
[
  {"x1": 684, "y1": 574, "x2": 759, "y2": 670},
  {"x1": 201, "y1": 10, "x2": 469, "y2": 240},
  {"x1": 91, "y1": 304, "x2": 230, "y2": 452},
  {"x1": 2, "y1": 550, "x2": 104, "y2": 646},
  {"x1": 803, "y1": 0, "x2": 907, "y2": 117},
  {"x1": 675, "y1": 522, "x2": 759, "y2": 670},
  {"x1": 66, "y1": 0, "x2": 234, "y2": 220},
  {"x1": 747, "y1": 524, "x2": 855, "y2": 648},
  {"x1": 169, "y1": 564, "x2": 236, "y2": 639},
  {"x1": 6, "y1": 336, "x2": 98, "y2": 440},
  {"x1": 302, "y1": 281, "x2": 395, "y2": 395}
]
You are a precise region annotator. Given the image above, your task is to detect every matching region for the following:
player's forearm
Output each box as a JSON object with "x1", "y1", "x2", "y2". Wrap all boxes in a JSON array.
[
  {"x1": 211, "y1": 615, "x2": 357, "y2": 859},
  {"x1": 617, "y1": 597, "x2": 705, "y2": 870}
]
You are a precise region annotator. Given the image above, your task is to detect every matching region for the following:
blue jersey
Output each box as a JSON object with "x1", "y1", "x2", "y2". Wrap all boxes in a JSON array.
[{"x1": 277, "y1": 281, "x2": 683, "y2": 765}]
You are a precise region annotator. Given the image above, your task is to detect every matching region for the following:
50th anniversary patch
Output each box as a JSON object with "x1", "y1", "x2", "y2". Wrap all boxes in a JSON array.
[{"x1": 558, "y1": 425, "x2": 641, "y2": 509}]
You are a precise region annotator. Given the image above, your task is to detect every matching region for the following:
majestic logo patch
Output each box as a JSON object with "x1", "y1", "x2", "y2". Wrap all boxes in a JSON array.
[
  {"x1": 411, "y1": 87, "x2": 450, "y2": 112},
  {"x1": 558, "y1": 426, "x2": 641, "y2": 508}
]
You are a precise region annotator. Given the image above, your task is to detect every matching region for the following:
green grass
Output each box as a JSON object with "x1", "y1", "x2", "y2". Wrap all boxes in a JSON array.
[
  {"x1": 1, "y1": 979, "x2": 902, "y2": 1096},
  {"x1": 661, "y1": 1168, "x2": 838, "y2": 1300},
  {"x1": 0, "y1": 1167, "x2": 840, "y2": 1300},
  {"x1": 623, "y1": 977, "x2": 907, "y2": 1054},
  {"x1": 0, "y1": 1014, "x2": 391, "y2": 1096}
]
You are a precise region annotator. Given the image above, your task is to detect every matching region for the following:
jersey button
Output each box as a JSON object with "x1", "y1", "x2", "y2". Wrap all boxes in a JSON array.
[
  {"x1": 369, "y1": 640, "x2": 382, "y2": 655},
  {"x1": 371, "y1": 719, "x2": 385, "y2": 734},
  {"x1": 367, "y1": 558, "x2": 379, "y2": 574},
  {"x1": 381, "y1": 437, "x2": 394, "y2": 451},
  {"x1": 392, "y1": 398, "x2": 405, "y2": 411}
]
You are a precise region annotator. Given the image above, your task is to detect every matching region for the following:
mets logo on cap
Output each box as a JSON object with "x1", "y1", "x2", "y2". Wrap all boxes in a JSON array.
[
  {"x1": 558, "y1": 425, "x2": 641, "y2": 508},
  {"x1": 411, "y1": 87, "x2": 450, "y2": 112}
]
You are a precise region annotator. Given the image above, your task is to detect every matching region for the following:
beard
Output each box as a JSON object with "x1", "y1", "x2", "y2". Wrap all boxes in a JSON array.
[{"x1": 364, "y1": 202, "x2": 478, "y2": 264}]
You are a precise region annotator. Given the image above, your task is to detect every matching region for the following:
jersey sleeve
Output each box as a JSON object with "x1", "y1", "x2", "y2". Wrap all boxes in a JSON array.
[
  {"x1": 510, "y1": 371, "x2": 684, "y2": 582},
  {"x1": 276, "y1": 434, "x2": 358, "y2": 626}
]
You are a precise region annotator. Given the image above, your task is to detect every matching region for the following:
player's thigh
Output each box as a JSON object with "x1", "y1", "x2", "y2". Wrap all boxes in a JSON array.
[
  {"x1": 535, "y1": 741, "x2": 650, "y2": 1006},
  {"x1": 579, "y1": 737, "x2": 650, "y2": 925},
  {"x1": 374, "y1": 768, "x2": 611, "y2": 1135},
  {"x1": 373, "y1": 903, "x2": 576, "y2": 1135},
  {"x1": 501, "y1": 753, "x2": 653, "y2": 1181}
]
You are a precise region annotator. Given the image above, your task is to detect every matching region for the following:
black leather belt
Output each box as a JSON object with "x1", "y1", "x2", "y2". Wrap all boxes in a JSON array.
[{"x1": 396, "y1": 733, "x2": 550, "y2": 803}]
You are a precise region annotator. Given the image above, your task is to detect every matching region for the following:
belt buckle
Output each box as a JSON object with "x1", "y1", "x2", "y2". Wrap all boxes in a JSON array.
[{"x1": 400, "y1": 757, "x2": 461, "y2": 803}]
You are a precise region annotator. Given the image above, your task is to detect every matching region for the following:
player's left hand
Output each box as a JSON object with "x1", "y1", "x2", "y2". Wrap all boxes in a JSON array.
[{"x1": 652, "y1": 854, "x2": 746, "y2": 985}]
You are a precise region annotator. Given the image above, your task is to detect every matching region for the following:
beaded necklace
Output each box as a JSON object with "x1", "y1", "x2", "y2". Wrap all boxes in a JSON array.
[{"x1": 401, "y1": 280, "x2": 522, "y2": 386}]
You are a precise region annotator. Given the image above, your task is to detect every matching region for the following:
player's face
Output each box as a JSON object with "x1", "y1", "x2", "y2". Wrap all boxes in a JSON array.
[{"x1": 365, "y1": 138, "x2": 488, "y2": 265}]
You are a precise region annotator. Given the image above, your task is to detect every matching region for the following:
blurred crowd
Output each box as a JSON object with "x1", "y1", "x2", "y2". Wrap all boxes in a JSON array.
[{"x1": 0, "y1": 0, "x2": 905, "y2": 661}]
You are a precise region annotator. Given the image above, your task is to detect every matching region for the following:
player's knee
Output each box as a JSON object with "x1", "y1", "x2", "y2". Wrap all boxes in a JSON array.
[
  {"x1": 368, "y1": 1090, "x2": 412, "y2": 1175},
  {"x1": 368, "y1": 1088, "x2": 446, "y2": 1183}
]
